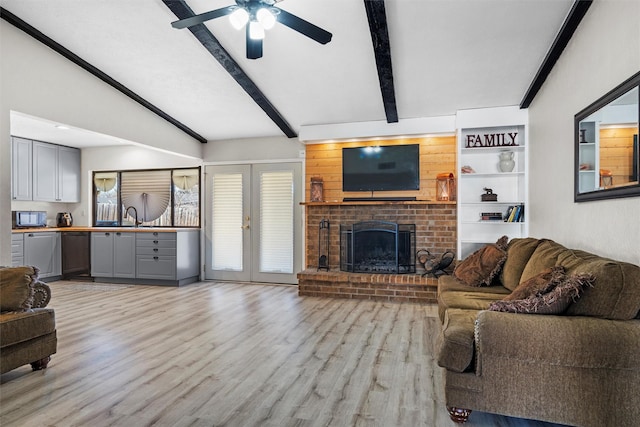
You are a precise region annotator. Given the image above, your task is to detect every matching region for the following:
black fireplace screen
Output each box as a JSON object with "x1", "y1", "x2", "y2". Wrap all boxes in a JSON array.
[{"x1": 340, "y1": 221, "x2": 416, "y2": 274}]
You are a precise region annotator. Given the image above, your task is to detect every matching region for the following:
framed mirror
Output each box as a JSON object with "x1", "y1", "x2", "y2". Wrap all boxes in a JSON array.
[{"x1": 575, "y1": 71, "x2": 640, "y2": 202}]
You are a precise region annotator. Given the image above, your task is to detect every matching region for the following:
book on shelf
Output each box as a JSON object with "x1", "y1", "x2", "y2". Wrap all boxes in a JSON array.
[
  {"x1": 504, "y1": 204, "x2": 525, "y2": 222},
  {"x1": 480, "y1": 212, "x2": 503, "y2": 221}
]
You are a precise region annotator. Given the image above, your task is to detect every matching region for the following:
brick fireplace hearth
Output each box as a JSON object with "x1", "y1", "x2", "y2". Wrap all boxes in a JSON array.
[{"x1": 298, "y1": 201, "x2": 457, "y2": 303}]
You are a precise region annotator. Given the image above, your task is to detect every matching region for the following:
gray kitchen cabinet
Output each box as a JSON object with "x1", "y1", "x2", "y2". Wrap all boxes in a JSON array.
[
  {"x1": 24, "y1": 231, "x2": 61, "y2": 279},
  {"x1": 113, "y1": 232, "x2": 136, "y2": 278},
  {"x1": 32, "y1": 141, "x2": 80, "y2": 203},
  {"x1": 11, "y1": 234, "x2": 24, "y2": 267},
  {"x1": 91, "y1": 232, "x2": 136, "y2": 278},
  {"x1": 32, "y1": 141, "x2": 58, "y2": 202},
  {"x1": 135, "y1": 230, "x2": 199, "y2": 285},
  {"x1": 11, "y1": 137, "x2": 33, "y2": 201},
  {"x1": 57, "y1": 145, "x2": 81, "y2": 202}
]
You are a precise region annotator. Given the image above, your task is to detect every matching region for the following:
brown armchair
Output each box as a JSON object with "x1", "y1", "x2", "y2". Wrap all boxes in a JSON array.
[{"x1": 0, "y1": 266, "x2": 57, "y2": 374}]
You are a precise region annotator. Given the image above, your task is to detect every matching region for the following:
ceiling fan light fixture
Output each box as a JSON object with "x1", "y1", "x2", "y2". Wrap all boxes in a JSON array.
[
  {"x1": 229, "y1": 7, "x2": 249, "y2": 29},
  {"x1": 249, "y1": 20, "x2": 265, "y2": 40},
  {"x1": 256, "y1": 7, "x2": 276, "y2": 30}
]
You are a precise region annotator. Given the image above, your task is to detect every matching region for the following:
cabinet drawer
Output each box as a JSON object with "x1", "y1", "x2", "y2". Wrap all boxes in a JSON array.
[
  {"x1": 136, "y1": 256, "x2": 176, "y2": 279},
  {"x1": 136, "y1": 239, "x2": 176, "y2": 249},
  {"x1": 136, "y1": 246, "x2": 176, "y2": 256},
  {"x1": 136, "y1": 232, "x2": 175, "y2": 241}
]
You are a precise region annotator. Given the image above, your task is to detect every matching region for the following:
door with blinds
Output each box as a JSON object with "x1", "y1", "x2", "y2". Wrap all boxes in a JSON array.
[{"x1": 204, "y1": 163, "x2": 302, "y2": 284}]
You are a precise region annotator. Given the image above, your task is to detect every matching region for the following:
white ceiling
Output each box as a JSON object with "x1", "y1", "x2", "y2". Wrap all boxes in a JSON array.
[{"x1": 2, "y1": 0, "x2": 574, "y2": 147}]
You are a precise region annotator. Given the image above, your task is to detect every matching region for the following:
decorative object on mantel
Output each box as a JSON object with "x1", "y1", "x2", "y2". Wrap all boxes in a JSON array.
[
  {"x1": 317, "y1": 219, "x2": 330, "y2": 271},
  {"x1": 481, "y1": 187, "x2": 498, "y2": 202},
  {"x1": 498, "y1": 151, "x2": 515, "y2": 172},
  {"x1": 460, "y1": 165, "x2": 475, "y2": 174},
  {"x1": 416, "y1": 249, "x2": 455, "y2": 277},
  {"x1": 310, "y1": 177, "x2": 324, "y2": 202},
  {"x1": 436, "y1": 173, "x2": 456, "y2": 201}
]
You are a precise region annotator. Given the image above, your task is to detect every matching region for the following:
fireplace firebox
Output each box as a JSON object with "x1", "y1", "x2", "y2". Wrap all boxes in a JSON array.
[{"x1": 340, "y1": 221, "x2": 416, "y2": 274}]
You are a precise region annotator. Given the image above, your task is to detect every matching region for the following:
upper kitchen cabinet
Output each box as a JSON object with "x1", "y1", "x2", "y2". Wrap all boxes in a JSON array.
[
  {"x1": 12, "y1": 138, "x2": 81, "y2": 203},
  {"x1": 11, "y1": 137, "x2": 33, "y2": 201}
]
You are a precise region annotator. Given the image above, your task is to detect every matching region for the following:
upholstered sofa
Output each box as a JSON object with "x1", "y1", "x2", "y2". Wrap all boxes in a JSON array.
[
  {"x1": 436, "y1": 237, "x2": 640, "y2": 426},
  {"x1": 0, "y1": 266, "x2": 57, "y2": 374}
]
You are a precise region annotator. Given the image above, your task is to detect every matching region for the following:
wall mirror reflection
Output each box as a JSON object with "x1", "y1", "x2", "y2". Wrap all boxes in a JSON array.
[{"x1": 575, "y1": 71, "x2": 640, "y2": 202}]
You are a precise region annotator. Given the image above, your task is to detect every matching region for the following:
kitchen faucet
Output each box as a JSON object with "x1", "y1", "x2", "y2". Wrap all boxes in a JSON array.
[{"x1": 124, "y1": 206, "x2": 140, "y2": 227}]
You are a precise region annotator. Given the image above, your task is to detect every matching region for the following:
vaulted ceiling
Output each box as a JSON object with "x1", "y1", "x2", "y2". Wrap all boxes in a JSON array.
[{"x1": 2, "y1": 0, "x2": 579, "y2": 145}]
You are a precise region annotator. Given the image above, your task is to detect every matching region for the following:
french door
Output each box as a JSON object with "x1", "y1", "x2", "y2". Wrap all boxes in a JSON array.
[{"x1": 204, "y1": 163, "x2": 303, "y2": 284}]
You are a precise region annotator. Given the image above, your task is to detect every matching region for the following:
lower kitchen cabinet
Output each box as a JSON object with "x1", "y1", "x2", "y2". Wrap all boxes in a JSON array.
[
  {"x1": 92, "y1": 230, "x2": 199, "y2": 286},
  {"x1": 91, "y1": 231, "x2": 136, "y2": 278},
  {"x1": 135, "y1": 231, "x2": 199, "y2": 284},
  {"x1": 23, "y1": 231, "x2": 61, "y2": 279},
  {"x1": 11, "y1": 234, "x2": 24, "y2": 267}
]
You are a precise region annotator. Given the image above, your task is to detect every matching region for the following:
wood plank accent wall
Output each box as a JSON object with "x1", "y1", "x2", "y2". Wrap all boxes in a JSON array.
[
  {"x1": 304, "y1": 136, "x2": 457, "y2": 202},
  {"x1": 600, "y1": 127, "x2": 638, "y2": 185}
]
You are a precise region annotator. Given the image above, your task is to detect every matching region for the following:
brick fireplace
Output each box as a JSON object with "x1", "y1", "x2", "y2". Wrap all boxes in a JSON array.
[{"x1": 298, "y1": 201, "x2": 457, "y2": 303}]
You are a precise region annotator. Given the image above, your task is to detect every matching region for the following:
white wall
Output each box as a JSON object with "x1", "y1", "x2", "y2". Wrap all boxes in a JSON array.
[
  {"x1": 528, "y1": 0, "x2": 640, "y2": 265},
  {"x1": 0, "y1": 21, "x2": 204, "y2": 264},
  {"x1": 202, "y1": 136, "x2": 305, "y2": 163}
]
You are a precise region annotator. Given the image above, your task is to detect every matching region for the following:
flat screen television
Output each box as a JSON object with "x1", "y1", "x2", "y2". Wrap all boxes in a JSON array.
[{"x1": 342, "y1": 144, "x2": 420, "y2": 192}]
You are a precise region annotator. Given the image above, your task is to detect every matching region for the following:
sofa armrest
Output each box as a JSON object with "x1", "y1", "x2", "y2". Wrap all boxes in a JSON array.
[
  {"x1": 32, "y1": 281, "x2": 52, "y2": 308},
  {"x1": 474, "y1": 310, "x2": 640, "y2": 375}
]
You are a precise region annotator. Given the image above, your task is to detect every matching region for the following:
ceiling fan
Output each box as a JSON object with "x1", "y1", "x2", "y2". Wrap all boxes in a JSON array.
[{"x1": 171, "y1": 0, "x2": 332, "y2": 59}]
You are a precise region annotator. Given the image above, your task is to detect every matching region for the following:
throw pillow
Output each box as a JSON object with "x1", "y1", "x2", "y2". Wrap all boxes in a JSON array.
[
  {"x1": 488, "y1": 273, "x2": 595, "y2": 315},
  {"x1": 0, "y1": 266, "x2": 39, "y2": 312},
  {"x1": 453, "y1": 236, "x2": 508, "y2": 287},
  {"x1": 503, "y1": 266, "x2": 566, "y2": 301}
]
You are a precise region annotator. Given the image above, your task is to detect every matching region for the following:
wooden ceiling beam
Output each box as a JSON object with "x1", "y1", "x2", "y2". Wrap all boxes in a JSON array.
[
  {"x1": 364, "y1": 0, "x2": 398, "y2": 123},
  {"x1": 520, "y1": 0, "x2": 593, "y2": 108},
  {"x1": 163, "y1": 0, "x2": 297, "y2": 138}
]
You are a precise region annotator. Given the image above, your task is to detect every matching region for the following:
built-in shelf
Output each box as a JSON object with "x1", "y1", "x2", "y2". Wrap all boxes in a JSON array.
[{"x1": 457, "y1": 107, "x2": 529, "y2": 259}]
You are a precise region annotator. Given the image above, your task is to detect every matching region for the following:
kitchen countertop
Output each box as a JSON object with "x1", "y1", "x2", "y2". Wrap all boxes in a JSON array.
[{"x1": 12, "y1": 227, "x2": 200, "y2": 233}]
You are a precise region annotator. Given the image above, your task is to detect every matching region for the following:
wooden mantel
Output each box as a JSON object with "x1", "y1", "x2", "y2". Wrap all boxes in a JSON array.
[{"x1": 301, "y1": 200, "x2": 456, "y2": 206}]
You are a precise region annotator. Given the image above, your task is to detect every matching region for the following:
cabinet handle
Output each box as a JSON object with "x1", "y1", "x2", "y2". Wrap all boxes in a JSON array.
[
  {"x1": 153, "y1": 232, "x2": 158, "y2": 236},
  {"x1": 153, "y1": 240, "x2": 158, "y2": 244},
  {"x1": 116, "y1": 232, "x2": 121, "y2": 236},
  {"x1": 153, "y1": 256, "x2": 159, "y2": 260},
  {"x1": 105, "y1": 232, "x2": 110, "y2": 236},
  {"x1": 28, "y1": 233, "x2": 34, "y2": 237},
  {"x1": 153, "y1": 248, "x2": 158, "y2": 252}
]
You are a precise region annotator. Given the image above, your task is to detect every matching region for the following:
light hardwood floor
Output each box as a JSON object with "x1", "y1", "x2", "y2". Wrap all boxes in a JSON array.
[{"x1": 0, "y1": 281, "x2": 566, "y2": 427}]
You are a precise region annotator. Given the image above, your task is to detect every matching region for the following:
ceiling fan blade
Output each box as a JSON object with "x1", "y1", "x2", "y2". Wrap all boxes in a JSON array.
[
  {"x1": 171, "y1": 6, "x2": 234, "y2": 29},
  {"x1": 274, "y1": 8, "x2": 332, "y2": 44},
  {"x1": 246, "y1": 26, "x2": 263, "y2": 59}
]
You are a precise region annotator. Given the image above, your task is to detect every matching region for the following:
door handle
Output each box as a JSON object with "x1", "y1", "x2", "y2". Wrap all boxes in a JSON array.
[{"x1": 241, "y1": 225, "x2": 250, "y2": 229}]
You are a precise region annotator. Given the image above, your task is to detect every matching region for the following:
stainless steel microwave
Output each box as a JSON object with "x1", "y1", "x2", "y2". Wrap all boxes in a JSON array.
[{"x1": 12, "y1": 211, "x2": 47, "y2": 228}]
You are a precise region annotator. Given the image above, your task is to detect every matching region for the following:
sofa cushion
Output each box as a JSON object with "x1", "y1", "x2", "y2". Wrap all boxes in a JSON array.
[
  {"x1": 0, "y1": 308, "x2": 56, "y2": 348},
  {"x1": 488, "y1": 273, "x2": 594, "y2": 315},
  {"x1": 436, "y1": 309, "x2": 478, "y2": 373},
  {"x1": 453, "y1": 236, "x2": 508, "y2": 287},
  {"x1": 437, "y1": 275, "x2": 510, "y2": 321},
  {"x1": 557, "y1": 250, "x2": 640, "y2": 320},
  {"x1": 519, "y1": 240, "x2": 571, "y2": 284},
  {"x1": 0, "y1": 266, "x2": 38, "y2": 312},
  {"x1": 503, "y1": 266, "x2": 565, "y2": 301},
  {"x1": 500, "y1": 238, "x2": 543, "y2": 290}
]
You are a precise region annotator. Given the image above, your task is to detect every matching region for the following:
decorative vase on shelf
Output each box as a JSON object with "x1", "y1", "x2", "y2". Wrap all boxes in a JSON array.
[{"x1": 498, "y1": 151, "x2": 515, "y2": 172}]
